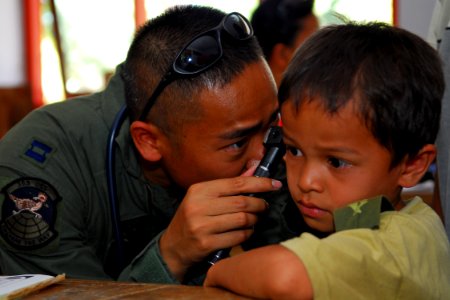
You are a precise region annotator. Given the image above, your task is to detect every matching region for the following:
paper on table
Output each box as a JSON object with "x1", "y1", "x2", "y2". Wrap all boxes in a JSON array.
[{"x1": 0, "y1": 274, "x2": 65, "y2": 300}]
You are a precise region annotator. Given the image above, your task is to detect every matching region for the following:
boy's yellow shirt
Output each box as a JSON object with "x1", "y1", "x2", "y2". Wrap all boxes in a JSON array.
[{"x1": 281, "y1": 197, "x2": 450, "y2": 299}]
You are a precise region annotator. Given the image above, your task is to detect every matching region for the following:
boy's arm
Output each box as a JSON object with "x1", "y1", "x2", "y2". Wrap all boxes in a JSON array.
[{"x1": 204, "y1": 245, "x2": 313, "y2": 300}]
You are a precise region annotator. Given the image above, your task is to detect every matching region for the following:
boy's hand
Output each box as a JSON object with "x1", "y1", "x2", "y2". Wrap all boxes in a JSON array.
[{"x1": 159, "y1": 175, "x2": 282, "y2": 281}]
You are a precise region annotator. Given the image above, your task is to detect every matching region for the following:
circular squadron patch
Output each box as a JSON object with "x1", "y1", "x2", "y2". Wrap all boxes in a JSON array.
[{"x1": 0, "y1": 178, "x2": 60, "y2": 250}]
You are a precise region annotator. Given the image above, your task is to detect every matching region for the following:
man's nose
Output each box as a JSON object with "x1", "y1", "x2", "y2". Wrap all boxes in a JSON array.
[{"x1": 252, "y1": 133, "x2": 266, "y2": 160}]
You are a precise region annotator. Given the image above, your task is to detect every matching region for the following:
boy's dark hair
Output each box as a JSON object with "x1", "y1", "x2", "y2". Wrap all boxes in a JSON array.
[
  {"x1": 251, "y1": 0, "x2": 315, "y2": 59},
  {"x1": 279, "y1": 22, "x2": 444, "y2": 167},
  {"x1": 123, "y1": 5, "x2": 262, "y2": 135}
]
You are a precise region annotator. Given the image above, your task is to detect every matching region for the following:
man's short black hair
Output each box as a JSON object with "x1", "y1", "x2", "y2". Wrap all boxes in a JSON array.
[
  {"x1": 279, "y1": 22, "x2": 445, "y2": 167},
  {"x1": 251, "y1": 0, "x2": 315, "y2": 59},
  {"x1": 123, "y1": 5, "x2": 263, "y2": 135}
]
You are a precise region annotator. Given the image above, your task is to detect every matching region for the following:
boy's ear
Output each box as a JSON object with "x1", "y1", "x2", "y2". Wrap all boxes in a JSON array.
[
  {"x1": 130, "y1": 121, "x2": 164, "y2": 162},
  {"x1": 398, "y1": 144, "x2": 436, "y2": 188}
]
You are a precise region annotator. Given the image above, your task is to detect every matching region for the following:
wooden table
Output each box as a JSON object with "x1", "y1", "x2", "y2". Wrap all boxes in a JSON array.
[{"x1": 23, "y1": 279, "x2": 250, "y2": 299}]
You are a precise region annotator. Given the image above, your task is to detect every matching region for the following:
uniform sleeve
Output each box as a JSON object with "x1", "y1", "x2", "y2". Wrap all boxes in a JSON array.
[
  {"x1": 0, "y1": 174, "x2": 112, "y2": 279},
  {"x1": 0, "y1": 104, "x2": 205, "y2": 284},
  {"x1": 118, "y1": 231, "x2": 179, "y2": 283},
  {"x1": 0, "y1": 107, "x2": 114, "y2": 280}
]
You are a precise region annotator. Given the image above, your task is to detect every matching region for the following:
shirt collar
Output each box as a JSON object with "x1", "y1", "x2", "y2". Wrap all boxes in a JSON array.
[{"x1": 333, "y1": 195, "x2": 394, "y2": 232}]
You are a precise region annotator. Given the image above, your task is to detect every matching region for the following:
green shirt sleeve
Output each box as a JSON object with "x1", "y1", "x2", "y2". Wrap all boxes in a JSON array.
[{"x1": 118, "y1": 231, "x2": 179, "y2": 284}]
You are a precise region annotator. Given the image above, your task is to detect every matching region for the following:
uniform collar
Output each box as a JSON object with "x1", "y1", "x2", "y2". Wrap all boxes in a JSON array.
[
  {"x1": 101, "y1": 63, "x2": 127, "y2": 126},
  {"x1": 100, "y1": 63, "x2": 142, "y2": 181}
]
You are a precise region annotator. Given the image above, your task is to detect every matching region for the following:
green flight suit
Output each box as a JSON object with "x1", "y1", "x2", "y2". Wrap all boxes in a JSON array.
[{"x1": 0, "y1": 64, "x2": 301, "y2": 284}]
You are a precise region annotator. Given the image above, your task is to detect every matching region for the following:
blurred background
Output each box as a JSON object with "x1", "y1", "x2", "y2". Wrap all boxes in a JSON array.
[{"x1": 0, "y1": 0, "x2": 437, "y2": 137}]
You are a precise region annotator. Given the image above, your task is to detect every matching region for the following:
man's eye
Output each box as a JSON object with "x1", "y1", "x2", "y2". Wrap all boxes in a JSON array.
[
  {"x1": 287, "y1": 146, "x2": 303, "y2": 157},
  {"x1": 328, "y1": 157, "x2": 351, "y2": 169},
  {"x1": 225, "y1": 139, "x2": 248, "y2": 151}
]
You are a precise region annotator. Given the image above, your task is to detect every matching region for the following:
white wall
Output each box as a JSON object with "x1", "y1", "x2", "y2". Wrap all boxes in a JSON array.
[
  {"x1": 0, "y1": 0, "x2": 25, "y2": 87},
  {"x1": 398, "y1": 0, "x2": 437, "y2": 40}
]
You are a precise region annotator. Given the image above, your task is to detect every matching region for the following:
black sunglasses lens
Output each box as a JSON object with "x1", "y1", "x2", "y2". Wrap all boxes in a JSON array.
[
  {"x1": 175, "y1": 35, "x2": 221, "y2": 74},
  {"x1": 223, "y1": 13, "x2": 253, "y2": 40}
]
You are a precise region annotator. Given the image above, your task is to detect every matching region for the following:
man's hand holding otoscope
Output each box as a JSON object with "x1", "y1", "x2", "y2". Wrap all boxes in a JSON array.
[{"x1": 208, "y1": 125, "x2": 285, "y2": 265}]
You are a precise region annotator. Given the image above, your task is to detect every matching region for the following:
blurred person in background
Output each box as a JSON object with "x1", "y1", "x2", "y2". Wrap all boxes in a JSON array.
[{"x1": 251, "y1": 0, "x2": 319, "y2": 87}]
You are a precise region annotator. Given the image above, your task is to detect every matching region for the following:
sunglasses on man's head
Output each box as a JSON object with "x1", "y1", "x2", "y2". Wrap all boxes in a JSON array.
[{"x1": 138, "y1": 12, "x2": 253, "y2": 121}]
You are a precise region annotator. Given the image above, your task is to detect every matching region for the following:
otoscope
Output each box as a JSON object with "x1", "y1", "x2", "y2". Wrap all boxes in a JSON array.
[{"x1": 207, "y1": 125, "x2": 285, "y2": 265}]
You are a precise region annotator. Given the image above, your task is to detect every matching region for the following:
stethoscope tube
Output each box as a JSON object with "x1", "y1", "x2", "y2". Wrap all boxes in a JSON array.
[{"x1": 106, "y1": 104, "x2": 128, "y2": 271}]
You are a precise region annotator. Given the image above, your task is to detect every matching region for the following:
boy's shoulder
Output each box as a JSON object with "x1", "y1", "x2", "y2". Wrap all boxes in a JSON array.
[
  {"x1": 333, "y1": 195, "x2": 394, "y2": 232},
  {"x1": 334, "y1": 196, "x2": 443, "y2": 237}
]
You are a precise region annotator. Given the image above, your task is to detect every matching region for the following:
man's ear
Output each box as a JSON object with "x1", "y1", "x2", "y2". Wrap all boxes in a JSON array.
[
  {"x1": 398, "y1": 144, "x2": 436, "y2": 188},
  {"x1": 130, "y1": 121, "x2": 164, "y2": 162}
]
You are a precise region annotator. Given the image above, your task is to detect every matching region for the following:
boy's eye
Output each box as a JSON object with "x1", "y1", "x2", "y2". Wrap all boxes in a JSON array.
[
  {"x1": 287, "y1": 146, "x2": 303, "y2": 157},
  {"x1": 328, "y1": 157, "x2": 351, "y2": 169}
]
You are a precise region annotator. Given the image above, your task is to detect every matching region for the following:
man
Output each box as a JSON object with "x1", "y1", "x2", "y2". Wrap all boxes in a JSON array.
[
  {"x1": 0, "y1": 5, "x2": 299, "y2": 284},
  {"x1": 251, "y1": 0, "x2": 319, "y2": 87}
]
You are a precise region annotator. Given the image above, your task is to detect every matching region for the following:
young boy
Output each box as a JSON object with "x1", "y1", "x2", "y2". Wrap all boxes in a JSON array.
[{"x1": 204, "y1": 22, "x2": 450, "y2": 299}]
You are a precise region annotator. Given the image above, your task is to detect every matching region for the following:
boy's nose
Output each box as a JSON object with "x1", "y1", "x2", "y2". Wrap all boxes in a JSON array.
[{"x1": 296, "y1": 162, "x2": 323, "y2": 193}]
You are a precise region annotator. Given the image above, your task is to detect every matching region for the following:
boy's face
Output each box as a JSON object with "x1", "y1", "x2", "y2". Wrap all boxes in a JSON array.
[
  {"x1": 281, "y1": 98, "x2": 404, "y2": 232},
  {"x1": 160, "y1": 61, "x2": 279, "y2": 189}
]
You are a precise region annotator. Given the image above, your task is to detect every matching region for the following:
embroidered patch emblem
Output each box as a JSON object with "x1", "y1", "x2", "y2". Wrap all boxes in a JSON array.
[{"x1": 0, "y1": 178, "x2": 60, "y2": 250}]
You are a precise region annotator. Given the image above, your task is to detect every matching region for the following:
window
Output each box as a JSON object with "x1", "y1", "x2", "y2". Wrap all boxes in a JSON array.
[
  {"x1": 144, "y1": 0, "x2": 259, "y2": 19},
  {"x1": 315, "y1": 0, "x2": 393, "y2": 26},
  {"x1": 40, "y1": 0, "x2": 135, "y2": 103},
  {"x1": 37, "y1": 0, "x2": 393, "y2": 105}
]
